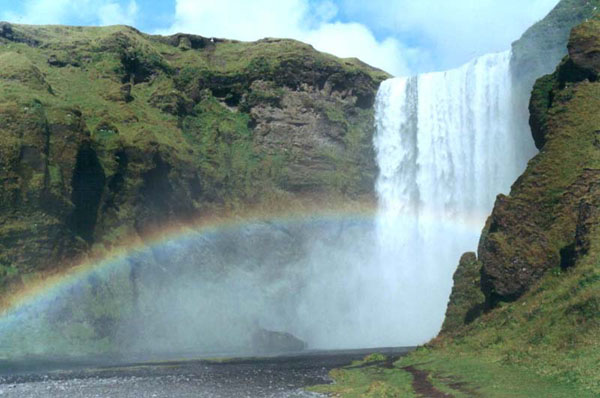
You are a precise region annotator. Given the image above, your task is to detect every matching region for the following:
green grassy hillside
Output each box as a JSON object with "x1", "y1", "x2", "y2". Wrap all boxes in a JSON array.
[{"x1": 0, "y1": 22, "x2": 388, "y2": 295}]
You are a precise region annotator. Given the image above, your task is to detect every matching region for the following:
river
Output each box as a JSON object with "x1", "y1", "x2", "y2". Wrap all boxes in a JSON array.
[{"x1": 0, "y1": 348, "x2": 413, "y2": 398}]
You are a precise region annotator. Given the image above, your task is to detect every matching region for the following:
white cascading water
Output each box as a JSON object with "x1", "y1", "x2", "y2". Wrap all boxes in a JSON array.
[
  {"x1": 373, "y1": 51, "x2": 536, "y2": 344},
  {"x1": 0, "y1": 52, "x2": 541, "y2": 358}
]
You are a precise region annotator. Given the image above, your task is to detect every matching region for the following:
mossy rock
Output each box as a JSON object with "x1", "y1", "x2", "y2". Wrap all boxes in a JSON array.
[
  {"x1": 480, "y1": 19, "x2": 600, "y2": 306},
  {"x1": 0, "y1": 52, "x2": 52, "y2": 92},
  {"x1": 441, "y1": 252, "x2": 485, "y2": 333},
  {"x1": 0, "y1": 23, "x2": 388, "y2": 287}
]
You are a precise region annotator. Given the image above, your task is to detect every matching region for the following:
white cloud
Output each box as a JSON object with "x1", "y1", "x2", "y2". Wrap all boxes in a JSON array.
[
  {"x1": 167, "y1": 0, "x2": 307, "y2": 40},
  {"x1": 1, "y1": 0, "x2": 139, "y2": 27},
  {"x1": 160, "y1": 0, "x2": 559, "y2": 76},
  {"x1": 303, "y1": 22, "x2": 411, "y2": 77},
  {"x1": 339, "y1": 0, "x2": 560, "y2": 71},
  {"x1": 160, "y1": 0, "x2": 412, "y2": 76},
  {"x1": 2, "y1": 0, "x2": 76, "y2": 24},
  {"x1": 99, "y1": 1, "x2": 139, "y2": 26},
  {"x1": 2, "y1": 0, "x2": 561, "y2": 76},
  {"x1": 314, "y1": 1, "x2": 338, "y2": 22}
]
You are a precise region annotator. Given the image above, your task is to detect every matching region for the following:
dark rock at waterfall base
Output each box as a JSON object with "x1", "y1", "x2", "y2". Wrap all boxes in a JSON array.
[{"x1": 252, "y1": 328, "x2": 307, "y2": 354}]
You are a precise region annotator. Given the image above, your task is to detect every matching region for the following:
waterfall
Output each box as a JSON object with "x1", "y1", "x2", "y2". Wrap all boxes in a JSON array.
[
  {"x1": 0, "y1": 51, "x2": 540, "y2": 358},
  {"x1": 373, "y1": 51, "x2": 536, "y2": 343}
]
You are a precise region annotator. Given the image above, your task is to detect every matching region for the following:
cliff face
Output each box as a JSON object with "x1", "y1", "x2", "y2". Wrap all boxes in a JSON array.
[
  {"x1": 444, "y1": 17, "x2": 600, "y2": 329},
  {"x1": 442, "y1": 3, "x2": 600, "y2": 330},
  {"x1": 439, "y1": 252, "x2": 484, "y2": 333},
  {"x1": 0, "y1": 23, "x2": 388, "y2": 288},
  {"x1": 511, "y1": 0, "x2": 600, "y2": 88},
  {"x1": 429, "y1": 19, "x2": 600, "y2": 395},
  {"x1": 481, "y1": 19, "x2": 600, "y2": 306}
]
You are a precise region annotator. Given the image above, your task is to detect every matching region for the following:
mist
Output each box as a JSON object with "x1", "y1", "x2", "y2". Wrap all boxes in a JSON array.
[
  {"x1": 1, "y1": 217, "x2": 429, "y2": 359},
  {"x1": 0, "y1": 50, "x2": 537, "y2": 362}
]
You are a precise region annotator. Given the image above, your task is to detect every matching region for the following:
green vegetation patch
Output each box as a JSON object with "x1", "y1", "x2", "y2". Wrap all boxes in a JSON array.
[
  {"x1": 309, "y1": 356, "x2": 416, "y2": 398},
  {"x1": 441, "y1": 252, "x2": 485, "y2": 333},
  {"x1": 181, "y1": 95, "x2": 263, "y2": 200}
]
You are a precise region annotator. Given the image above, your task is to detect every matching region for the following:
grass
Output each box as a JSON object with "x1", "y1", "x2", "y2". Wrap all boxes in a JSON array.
[
  {"x1": 313, "y1": 238, "x2": 600, "y2": 397},
  {"x1": 309, "y1": 355, "x2": 416, "y2": 398},
  {"x1": 401, "y1": 350, "x2": 592, "y2": 397}
]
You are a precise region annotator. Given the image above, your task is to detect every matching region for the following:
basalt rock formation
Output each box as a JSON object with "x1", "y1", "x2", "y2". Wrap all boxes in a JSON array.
[
  {"x1": 0, "y1": 23, "x2": 388, "y2": 291},
  {"x1": 444, "y1": 16, "x2": 600, "y2": 327}
]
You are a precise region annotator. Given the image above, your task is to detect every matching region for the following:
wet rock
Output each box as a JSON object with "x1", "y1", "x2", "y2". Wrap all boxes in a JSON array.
[{"x1": 252, "y1": 328, "x2": 307, "y2": 354}]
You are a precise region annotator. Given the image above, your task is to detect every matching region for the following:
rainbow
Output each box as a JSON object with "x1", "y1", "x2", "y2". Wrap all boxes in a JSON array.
[
  {"x1": 0, "y1": 200, "x2": 489, "y2": 320},
  {"x1": 0, "y1": 204, "x2": 373, "y2": 318}
]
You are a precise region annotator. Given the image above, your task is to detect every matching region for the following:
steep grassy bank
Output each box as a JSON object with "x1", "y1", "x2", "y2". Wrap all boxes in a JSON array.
[
  {"x1": 0, "y1": 22, "x2": 388, "y2": 295},
  {"x1": 312, "y1": 6, "x2": 600, "y2": 398},
  {"x1": 312, "y1": 251, "x2": 600, "y2": 397}
]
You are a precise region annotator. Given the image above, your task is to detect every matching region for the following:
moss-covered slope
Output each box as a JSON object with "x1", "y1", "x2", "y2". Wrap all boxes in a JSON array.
[
  {"x1": 317, "y1": 10, "x2": 600, "y2": 398},
  {"x1": 511, "y1": 0, "x2": 600, "y2": 88},
  {"x1": 0, "y1": 22, "x2": 389, "y2": 290},
  {"x1": 479, "y1": 18, "x2": 600, "y2": 306},
  {"x1": 424, "y1": 15, "x2": 600, "y2": 396}
]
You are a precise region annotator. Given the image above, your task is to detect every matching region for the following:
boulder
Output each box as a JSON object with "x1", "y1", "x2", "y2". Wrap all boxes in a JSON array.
[{"x1": 251, "y1": 327, "x2": 307, "y2": 354}]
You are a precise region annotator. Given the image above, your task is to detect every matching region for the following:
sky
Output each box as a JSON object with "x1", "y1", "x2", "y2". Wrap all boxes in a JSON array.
[{"x1": 0, "y1": 0, "x2": 560, "y2": 76}]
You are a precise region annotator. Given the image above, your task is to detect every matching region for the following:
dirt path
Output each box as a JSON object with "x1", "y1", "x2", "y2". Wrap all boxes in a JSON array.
[{"x1": 402, "y1": 365, "x2": 454, "y2": 398}]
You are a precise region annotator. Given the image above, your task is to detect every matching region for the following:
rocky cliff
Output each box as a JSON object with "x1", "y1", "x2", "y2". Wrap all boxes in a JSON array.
[
  {"x1": 511, "y1": 0, "x2": 600, "y2": 88},
  {"x1": 0, "y1": 23, "x2": 388, "y2": 291},
  {"x1": 480, "y1": 17, "x2": 600, "y2": 304},
  {"x1": 436, "y1": 16, "x2": 600, "y2": 393},
  {"x1": 443, "y1": 3, "x2": 600, "y2": 329}
]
